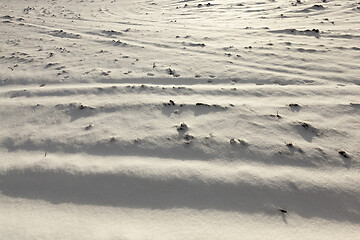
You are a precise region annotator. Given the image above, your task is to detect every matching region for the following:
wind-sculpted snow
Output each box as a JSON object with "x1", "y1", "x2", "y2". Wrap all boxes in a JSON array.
[
  {"x1": 1, "y1": 159, "x2": 359, "y2": 222},
  {"x1": 1, "y1": 0, "x2": 359, "y2": 85},
  {"x1": 1, "y1": 0, "x2": 360, "y2": 239}
]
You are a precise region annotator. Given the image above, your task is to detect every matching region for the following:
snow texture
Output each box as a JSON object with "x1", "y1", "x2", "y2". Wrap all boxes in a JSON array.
[{"x1": 0, "y1": 0, "x2": 360, "y2": 239}]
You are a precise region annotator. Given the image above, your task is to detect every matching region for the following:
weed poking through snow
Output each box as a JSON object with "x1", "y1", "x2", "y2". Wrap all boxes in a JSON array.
[{"x1": 338, "y1": 150, "x2": 349, "y2": 158}]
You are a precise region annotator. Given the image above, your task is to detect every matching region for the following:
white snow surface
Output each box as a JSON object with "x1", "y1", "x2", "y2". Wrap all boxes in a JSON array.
[{"x1": 1, "y1": 0, "x2": 360, "y2": 239}]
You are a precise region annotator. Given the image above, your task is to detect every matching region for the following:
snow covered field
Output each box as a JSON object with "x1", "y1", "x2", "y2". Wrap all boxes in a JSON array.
[{"x1": 0, "y1": 0, "x2": 360, "y2": 239}]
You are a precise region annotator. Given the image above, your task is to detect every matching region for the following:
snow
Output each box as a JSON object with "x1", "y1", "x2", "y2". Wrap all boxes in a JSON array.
[{"x1": 0, "y1": 0, "x2": 360, "y2": 239}]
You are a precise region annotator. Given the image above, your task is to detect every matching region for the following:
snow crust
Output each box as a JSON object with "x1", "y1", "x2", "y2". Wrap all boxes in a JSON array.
[{"x1": 0, "y1": 0, "x2": 360, "y2": 239}]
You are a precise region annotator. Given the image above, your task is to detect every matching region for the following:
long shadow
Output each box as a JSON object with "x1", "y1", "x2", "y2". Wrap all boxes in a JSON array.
[
  {"x1": 0, "y1": 168, "x2": 359, "y2": 223},
  {"x1": 1, "y1": 137, "x2": 320, "y2": 168},
  {"x1": 2, "y1": 137, "x2": 214, "y2": 162}
]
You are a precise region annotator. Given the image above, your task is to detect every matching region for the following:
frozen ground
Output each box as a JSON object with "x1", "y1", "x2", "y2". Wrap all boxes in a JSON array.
[{"x1": 0, "y1": 0, "x2": 360, "y2": 239}]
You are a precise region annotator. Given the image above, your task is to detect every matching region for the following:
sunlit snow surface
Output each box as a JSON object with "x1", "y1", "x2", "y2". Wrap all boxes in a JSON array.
[
  {"x1": 1, "y1": 0, "x2": 359, "y2": 83},
  {"x1": 0, "y1": 0, "x2": 360, "y2": 239}
]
